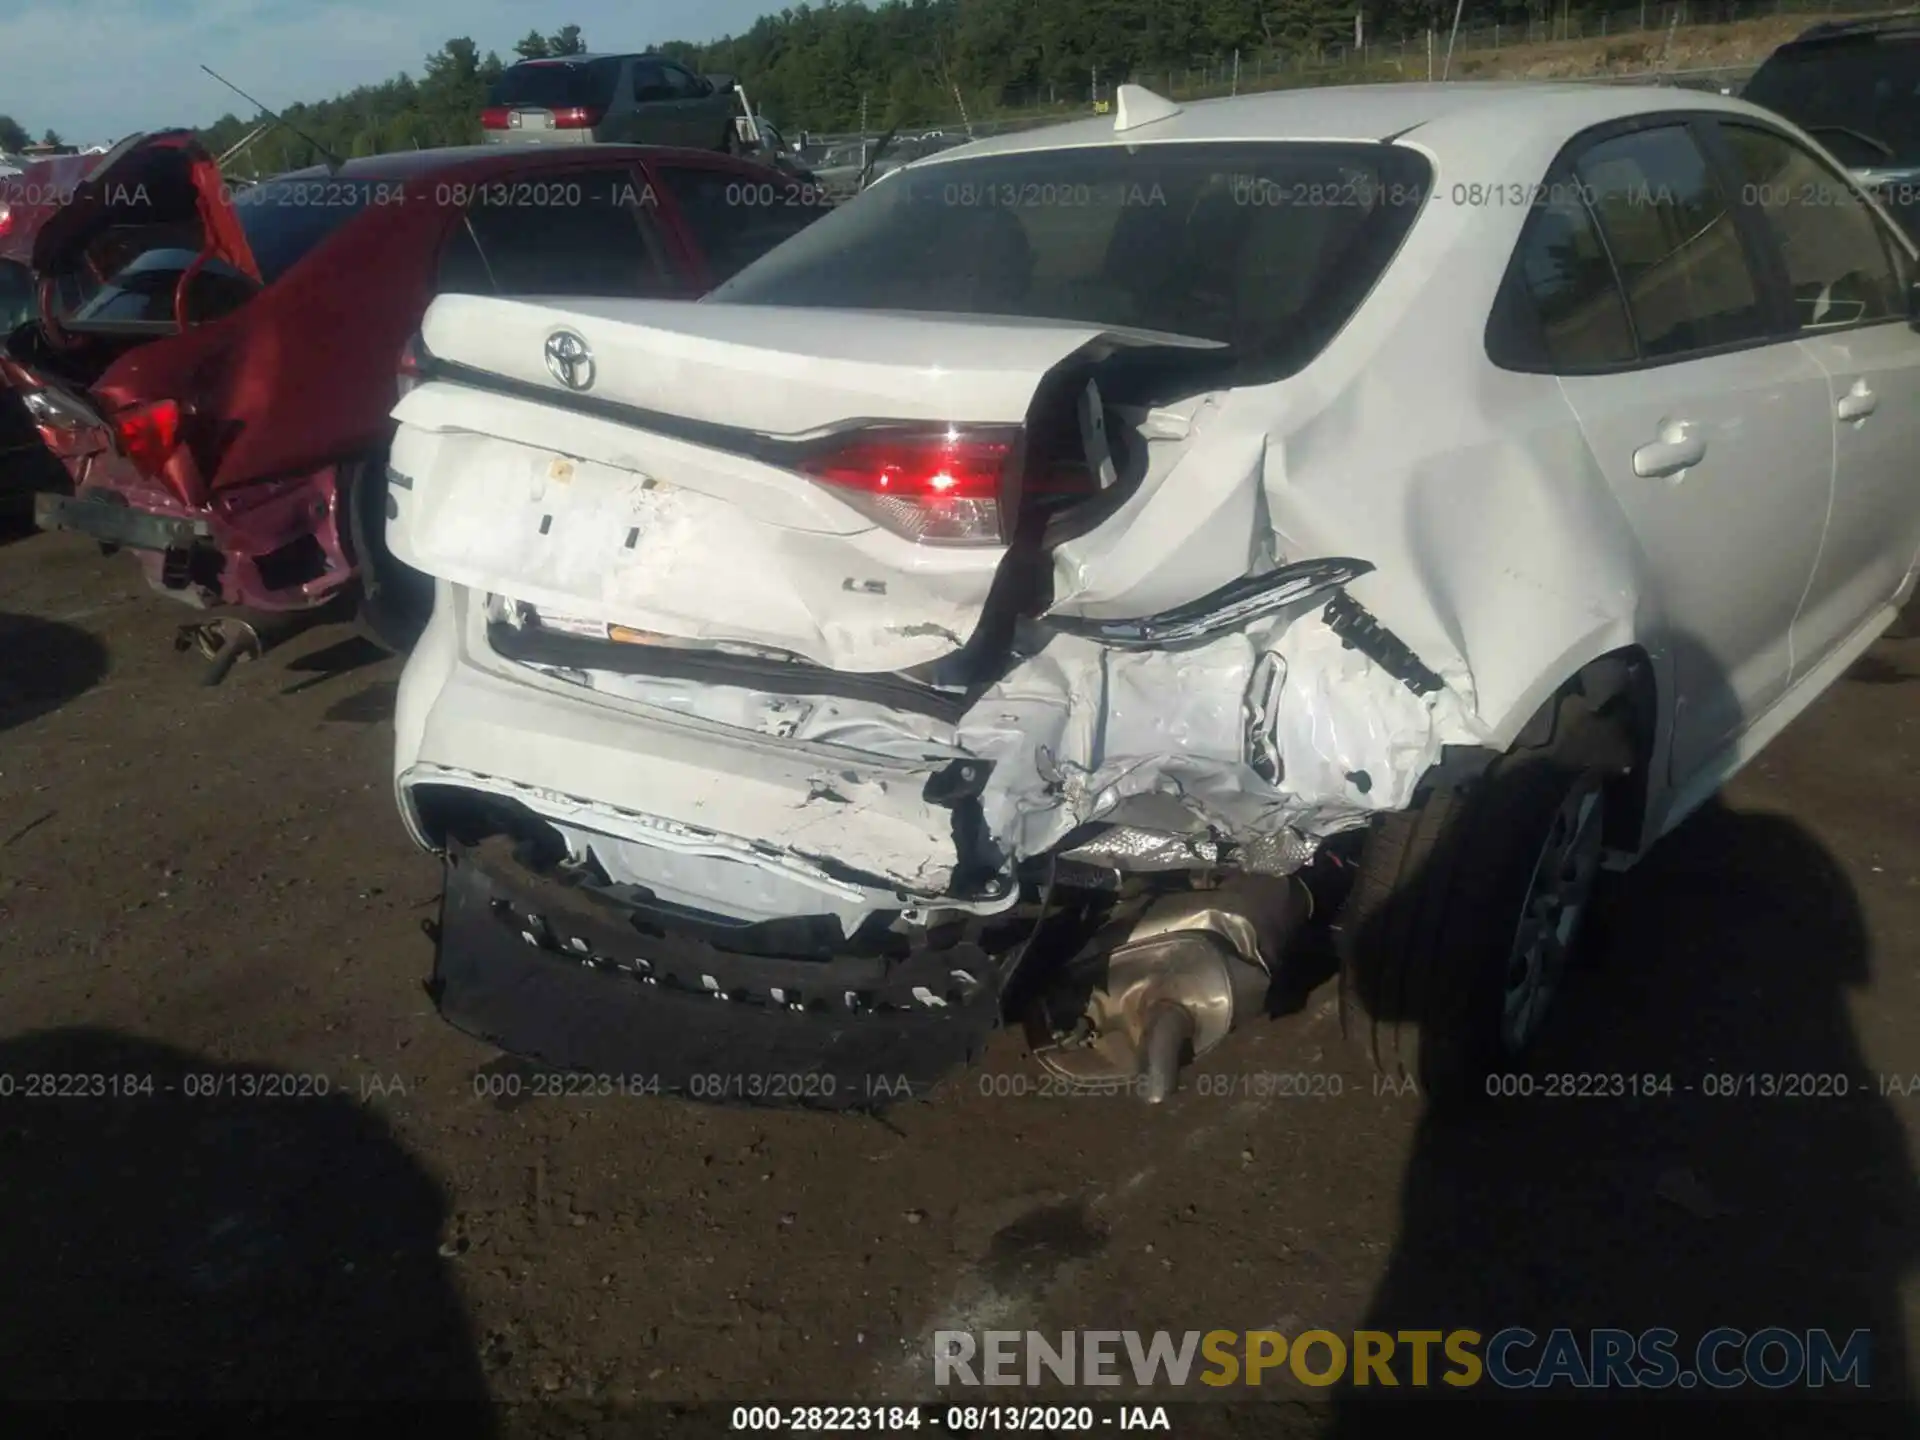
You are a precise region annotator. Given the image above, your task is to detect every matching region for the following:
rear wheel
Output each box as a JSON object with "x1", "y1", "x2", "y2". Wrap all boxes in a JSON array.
[
  {"x1": 1337, "y1": 689, "x2": 1634, "y2": 1107},
  {"x1": 344, "y1": 456, "x2": 433, "y2": 655}
]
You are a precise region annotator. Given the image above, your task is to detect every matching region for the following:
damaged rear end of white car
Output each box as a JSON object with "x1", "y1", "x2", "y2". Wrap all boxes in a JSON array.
[{"x1": 383, "y1": 133, "x2": 1490, "y2": 1108}]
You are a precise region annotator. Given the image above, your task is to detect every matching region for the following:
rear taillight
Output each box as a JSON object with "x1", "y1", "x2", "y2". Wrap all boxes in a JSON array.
[
  {"x1": 795, "y1": 427, "x2": 1020, "y2": 545},
  {"x1": 113, "y1": 399, "x2": 183, "y2": 480},
  {"x1": 480, "y1": 106, "x2": 512, "y2": 129},
  {"x1": 397, "y1": 331, "x2": 430, "y2": 399},
  {"x1": 0, "y1": 203, "x2": 12, "y2": 238},
  {"x1": 551, "y1": 106, "x2": 604, "y2": 129}
]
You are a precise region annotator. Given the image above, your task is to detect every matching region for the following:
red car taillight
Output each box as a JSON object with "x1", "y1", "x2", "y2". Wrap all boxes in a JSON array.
[
  {"x1": 0, "y1": 203, "x2": 12, "y2": 239},
  {"x1": 480, "y1": 106, "x2": 512, "y2": 129},
  {"x1": 795, "y1": 427, "x2": 1022, "y2": 545},
  {"x1": 397, "y1": 331, "x2": 430, "y2": 400},
  {"x1": 551, "y1": 106, "x2": 604, "y2": 129},
  {"x1": 113, "y1": 399, "x2": 184, "y2": 481}
]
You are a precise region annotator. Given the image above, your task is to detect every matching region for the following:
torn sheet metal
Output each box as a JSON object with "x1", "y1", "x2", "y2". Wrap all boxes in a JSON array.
[
  {"x1": 1048, "y1": 558, "x2": 1373, "y2": 647},
  {"x1": 963, "y1": 602, "x2": 1479, "y2": 861},
  {"x1": 471, "y1": 585, "x2": 1480, "y2": 892},
  {"x1": 1058, "y1": 824, "x2": 1319, "y2": 876}
]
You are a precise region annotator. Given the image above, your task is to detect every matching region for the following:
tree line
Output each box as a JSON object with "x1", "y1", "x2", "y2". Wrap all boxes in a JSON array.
[{"x1": 5, "y1": 0, "x2": 1733, "y2": 173}]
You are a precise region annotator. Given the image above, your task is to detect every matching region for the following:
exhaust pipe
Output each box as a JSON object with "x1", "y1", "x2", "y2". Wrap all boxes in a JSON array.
[
  {"x1": 173, "y1": 607, "x2": 334, "y2": 685},
  {"x1": 1025, "y1": 875, "x2": 1312, "y2": 1103}
]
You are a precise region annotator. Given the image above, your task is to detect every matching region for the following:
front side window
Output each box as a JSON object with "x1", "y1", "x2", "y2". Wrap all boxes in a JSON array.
[
  {"x1": 709, "y1": 141, "x2": 1433, "y2": 383},
  {"x1": 660, "y1": 64, "x2": 708, "y2": 98},
  {"x1": 1574, "y1": 125, "x2": 1769, "y2": 360},
  {"x1": 1721, "y1": 122, "x2": 1908, "y2": 330},
  {"x1": 632, "y1": 63, "x2": 673, "y2": 105}
]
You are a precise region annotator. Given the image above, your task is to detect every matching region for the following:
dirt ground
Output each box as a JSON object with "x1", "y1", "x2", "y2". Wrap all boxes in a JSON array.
[{"x1": 2, "y1": 512, "x2": 1918, "y2": 1435}]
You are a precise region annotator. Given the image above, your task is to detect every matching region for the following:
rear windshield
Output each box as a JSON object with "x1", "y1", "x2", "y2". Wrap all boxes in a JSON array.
[
  {"x1": 1744, "y1": 36, "x2": 1920, "y2": 168},
  {"x1": 231, "y1": 175, "x2": 385, "y2": 283},
  {"x1": 488, "y1": 58, "x2": 624, "y2": 110},
  {"x1": 67, "y1": 247, "x2": 255, "y2": 329},
  {"x1": 708, "y1": 141, "x2": 1432, "y2": 381}
]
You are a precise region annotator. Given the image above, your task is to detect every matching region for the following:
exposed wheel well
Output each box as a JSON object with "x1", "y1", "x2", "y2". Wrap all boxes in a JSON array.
[{"x1": 1565, "y1": 646, "x2": 1658, "y2": 851}]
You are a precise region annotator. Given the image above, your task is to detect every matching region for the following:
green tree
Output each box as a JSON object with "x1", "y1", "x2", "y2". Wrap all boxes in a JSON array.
[
  {"x1": 548, "y1": 24, "x2": 587, "y2": 55},
  {"x1": 0, "y1": 115, "x2": 29, "y2": 152},
  {"x1": 40, "y1": 128, "x2": 63, "y2": 148},
  {"x1": 513, "y1": 30, "x2": 551, "y2": 59}
]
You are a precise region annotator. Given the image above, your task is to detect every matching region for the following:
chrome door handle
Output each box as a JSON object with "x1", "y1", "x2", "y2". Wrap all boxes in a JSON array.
[
  {"x1": 1632, "y1": 420, "x2": 1707, "y2": 479},
  {"x1": 1837, "y1": 380, "x2": 1878, "y2": 422}
]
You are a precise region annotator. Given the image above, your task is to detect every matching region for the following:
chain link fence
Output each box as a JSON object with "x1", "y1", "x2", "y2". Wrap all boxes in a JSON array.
[{"x1": 797, "y1": 0, "x2": 1892, "y2": 153}]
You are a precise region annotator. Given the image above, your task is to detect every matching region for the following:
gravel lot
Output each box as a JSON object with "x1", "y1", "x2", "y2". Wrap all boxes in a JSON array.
[{"x1": 3, "y1": 511, "x2": 1917, "y2": 1434}]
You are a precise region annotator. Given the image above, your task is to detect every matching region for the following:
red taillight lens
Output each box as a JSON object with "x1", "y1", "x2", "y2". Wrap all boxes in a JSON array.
[
  {"x1": 550, "y1": 106, "x2": 604, "y2": 129},
  {"x1": 796, "y1": 429, "x2": 1019, "y2": 544},
  {"x1": 113, "y1": 399, "x2": 183, "y2": 480},
  {"x1": 480, "y1": 106, "x2": 512, "y2": 129},
  {"x1": 0, "y1": 203, "x2": 12, "y2": 238},
  {"x1": 397, "y1": 331, "x2": 428, "y2": 400}
]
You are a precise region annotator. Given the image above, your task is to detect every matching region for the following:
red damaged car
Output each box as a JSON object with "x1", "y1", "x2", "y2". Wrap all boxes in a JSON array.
[{"x1": 5, "y1": 129, "x2": 825, "y2": 668}]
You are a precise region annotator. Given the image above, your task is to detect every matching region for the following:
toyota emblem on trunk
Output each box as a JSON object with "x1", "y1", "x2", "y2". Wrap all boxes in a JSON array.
[{"x1": 544, "y1": 330, "x2": 595, "y2": 391}]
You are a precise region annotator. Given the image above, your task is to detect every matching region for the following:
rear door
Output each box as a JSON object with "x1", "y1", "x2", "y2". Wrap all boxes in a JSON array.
[
  {"x1": 1526, "y1": 118, "x2": 1833, "y2": 782},
  {"x1": 660, "y1": 61, "x2": 731, "y2": 150},
  {"x1": 628, "y1": 60, "x2": 713, "y2": 149},
  {"x1": 1712, "y1": 118, "x2": 1920, "y2": 671}
]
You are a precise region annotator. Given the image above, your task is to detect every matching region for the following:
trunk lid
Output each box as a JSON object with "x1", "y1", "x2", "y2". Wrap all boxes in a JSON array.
[
  {"x1": 388, "y1": 295, "x2": 1219, "y2": 673},
  {"x1": 29, "y1": 130, "x2": 258, "y2": 284}
]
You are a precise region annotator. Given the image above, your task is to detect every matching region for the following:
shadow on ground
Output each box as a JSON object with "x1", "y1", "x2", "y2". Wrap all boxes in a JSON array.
[
  {"x1": 0, "y1": 1028, "x2": 493, "y2": 1419},
  {"x1": 1330, "y1": 800, "x2": 1918, "y2": 1433},
  {"x1": 282, "y1": 633, "x2": 393, "y2": 696},
  {"x1": 0, "y1": 612, "x2": 108, "y2": 732}
]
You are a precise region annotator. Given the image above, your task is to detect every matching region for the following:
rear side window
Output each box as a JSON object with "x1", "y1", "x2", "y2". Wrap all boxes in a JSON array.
[
  {"x1": 439, "y1": 167, "x2": 674, "y2": 298},
  {"x1": 1576, "y1": 124, "x2": 1768, "y2": 359},
  {"x1": 488, "y1": 58, "x2": 624, "y2": 110},
  {"x1": 1720, "y1": 122, "x2": 1909, "y2": 329},
  {"x1": 652, "y1": 165, "x2": 823, "y2": 285},
  {"x1": 709, "y1": 141, "x2": 1432, "y2": 383},
  {"x1": 1502, "y1": 189, "x2": 1636, "y2": 369}
]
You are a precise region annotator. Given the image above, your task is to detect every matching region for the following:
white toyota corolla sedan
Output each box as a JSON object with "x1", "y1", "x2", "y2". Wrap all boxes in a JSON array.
[{"x1": 381, "y1": 81, "x2": 1920, "y2": 1108}]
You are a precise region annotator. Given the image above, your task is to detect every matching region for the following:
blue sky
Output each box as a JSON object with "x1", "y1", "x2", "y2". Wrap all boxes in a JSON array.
[{"x1": 1, "y1": 0, "x2": 778, "y2": 144}]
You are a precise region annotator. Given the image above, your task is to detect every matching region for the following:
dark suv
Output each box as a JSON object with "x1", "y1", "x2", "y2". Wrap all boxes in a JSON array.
[
  {"x1": 482, "y1": 53, "x2": 742, "y2": 153},
  {"x1": 1744, "y1": 11, "x2": 1920, "y2": 237}
]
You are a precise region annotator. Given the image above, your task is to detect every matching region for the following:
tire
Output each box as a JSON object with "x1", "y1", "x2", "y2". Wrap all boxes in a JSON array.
[
  {"x1": 1337, "y1": 688, "x2": 1634, "y2": 1108},
  {"x1": 343, "y1": 456, "x2": 433, "y2": 655}
]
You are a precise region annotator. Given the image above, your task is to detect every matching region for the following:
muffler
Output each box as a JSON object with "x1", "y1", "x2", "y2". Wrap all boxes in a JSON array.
[{"x1": 1024, "y1": 875, "x2": 1312, "y2": 1103}]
